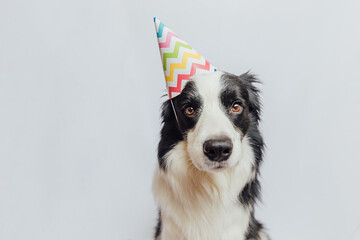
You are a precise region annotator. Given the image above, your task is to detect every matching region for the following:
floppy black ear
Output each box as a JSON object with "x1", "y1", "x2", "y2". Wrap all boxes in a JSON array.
[
  {"x1": 157, "y1": 100, "x2": 183, "y2": 169},
  {"x1": 160, "y1": 99, "x2": 175, "y2": 123},
  {"x1": 239, "y1": 72, "x2": 262, "y2": 124}
]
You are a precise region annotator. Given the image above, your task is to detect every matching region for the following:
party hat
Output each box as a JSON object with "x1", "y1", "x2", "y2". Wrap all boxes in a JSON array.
[{"x1": 154, "y1": 18, "x2": 217, "y2": 99}]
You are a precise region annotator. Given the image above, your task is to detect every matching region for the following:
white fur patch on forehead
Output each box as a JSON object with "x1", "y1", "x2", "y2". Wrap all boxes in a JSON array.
[{"x1": 190, "y1": 71, "x2": 225, "y2": 102}]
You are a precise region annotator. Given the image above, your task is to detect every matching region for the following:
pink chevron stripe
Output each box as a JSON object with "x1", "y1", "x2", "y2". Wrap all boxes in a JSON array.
[
  {"x1": 158, "y1": 32, "x2": 179, "y2": 49},
  {"x1": 168, "y1": 60, "x2": 211, "y2": 98}
]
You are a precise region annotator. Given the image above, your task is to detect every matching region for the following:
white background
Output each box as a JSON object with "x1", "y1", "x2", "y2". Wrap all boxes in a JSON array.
[{"x1": 1, "y1": 0, "x2": 360, "y2": 239}]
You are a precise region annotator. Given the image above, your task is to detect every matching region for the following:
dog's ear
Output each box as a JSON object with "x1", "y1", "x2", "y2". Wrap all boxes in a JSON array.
[
  {"x1": 158, "y1": 99, "x2": 183, "y2": 169},
  {"x1": 161, "y1": 99, "x2": 175, "y2": 123},
  {"x1": 239, "y1": 72, "x2": 262, "y2": 124}
]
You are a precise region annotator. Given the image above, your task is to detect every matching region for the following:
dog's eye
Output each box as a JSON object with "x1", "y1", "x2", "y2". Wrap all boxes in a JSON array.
[
  {"x1": 231, "y1": 102, "x2": 243, "y2": 113},
  {"x1": 184, "y1": 106, "x2": 195, "y2": 116}
]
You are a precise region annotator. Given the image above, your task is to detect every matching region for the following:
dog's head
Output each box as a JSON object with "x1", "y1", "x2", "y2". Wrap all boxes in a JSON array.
[{"x1": 158, "y1": 71, "x2": 261, "y2": 172}]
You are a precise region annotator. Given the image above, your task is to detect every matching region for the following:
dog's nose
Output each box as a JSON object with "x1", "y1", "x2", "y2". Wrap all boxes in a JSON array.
[{"x1": 203, "y1": 138, "x2": 233, "y2": 162}]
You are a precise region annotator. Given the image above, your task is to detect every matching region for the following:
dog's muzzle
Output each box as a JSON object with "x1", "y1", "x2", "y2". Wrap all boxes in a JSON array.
[{"x1": 203, "y1": 137, "x2": 233, "y2": 162}]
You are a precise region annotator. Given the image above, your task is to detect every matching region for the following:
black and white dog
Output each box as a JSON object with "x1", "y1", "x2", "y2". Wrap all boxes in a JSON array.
[{"x1": 152, "y1": 71, "x2": 269, "y2": 240}]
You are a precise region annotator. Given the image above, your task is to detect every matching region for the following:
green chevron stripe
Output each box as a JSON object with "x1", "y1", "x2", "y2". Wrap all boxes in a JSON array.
[{"x1": 163, "y1": 42, "x2": 192, "y2": 71}]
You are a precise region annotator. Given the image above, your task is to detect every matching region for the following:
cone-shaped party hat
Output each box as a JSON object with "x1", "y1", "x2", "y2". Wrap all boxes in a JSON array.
[{"x1": 154, "y1": 18, "x2": 217, "y2": 99}]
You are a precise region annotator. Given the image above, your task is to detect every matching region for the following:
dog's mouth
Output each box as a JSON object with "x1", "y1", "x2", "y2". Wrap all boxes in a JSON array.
[{"x1": 202, "y1": 160, "x2": 231, "y2": 172}]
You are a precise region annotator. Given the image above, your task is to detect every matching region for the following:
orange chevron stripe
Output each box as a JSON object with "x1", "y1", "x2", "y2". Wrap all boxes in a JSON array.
[{"x1": 165, "y1": 52, "x2": 201, "y2": 82}]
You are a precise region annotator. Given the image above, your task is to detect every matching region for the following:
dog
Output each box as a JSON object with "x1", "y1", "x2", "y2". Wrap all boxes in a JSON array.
[{"x1": 152, "y1": 70, "x2": 269, "y2": 240}]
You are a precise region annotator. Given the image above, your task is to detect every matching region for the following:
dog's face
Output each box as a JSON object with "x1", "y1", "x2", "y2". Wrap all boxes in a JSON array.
[{"x1": 159, "y1": 71, "x2": 261, "y2": 173}]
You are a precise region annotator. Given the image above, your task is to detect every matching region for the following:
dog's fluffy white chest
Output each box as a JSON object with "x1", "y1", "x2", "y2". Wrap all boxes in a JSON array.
[{"x1": 160, "y1": 201, "x2": 250, "y2": 240}]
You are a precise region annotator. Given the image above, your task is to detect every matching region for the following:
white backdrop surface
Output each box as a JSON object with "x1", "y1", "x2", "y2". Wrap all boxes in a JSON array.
[{"x1": 1, "y1": 0, "x2": 360, "y2": 239}]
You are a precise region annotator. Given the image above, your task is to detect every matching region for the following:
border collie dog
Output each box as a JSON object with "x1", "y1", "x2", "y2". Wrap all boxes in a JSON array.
[{"x1": 152, "y1": 71, "x2": 269, "y2": 240}]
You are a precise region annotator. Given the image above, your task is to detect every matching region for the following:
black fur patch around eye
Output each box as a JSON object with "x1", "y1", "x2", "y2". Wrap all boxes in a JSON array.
[
  {"x1": 221, "y1": 72, "x2": 262, "y2": 123},
  {"x1": 220, "y1": 73, "x2": 251, "y2": 135},
  {"x1": 157, "y1": 81, "x2": 202, "y2": 170},
  {"x1": 171, "y1": 81, "x2": 203, "y2": 132}
]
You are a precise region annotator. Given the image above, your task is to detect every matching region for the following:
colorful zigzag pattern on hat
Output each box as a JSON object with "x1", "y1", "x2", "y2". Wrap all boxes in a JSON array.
[{"x1": 154, "y1": 18, "x2": 216, "y2": 99}]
